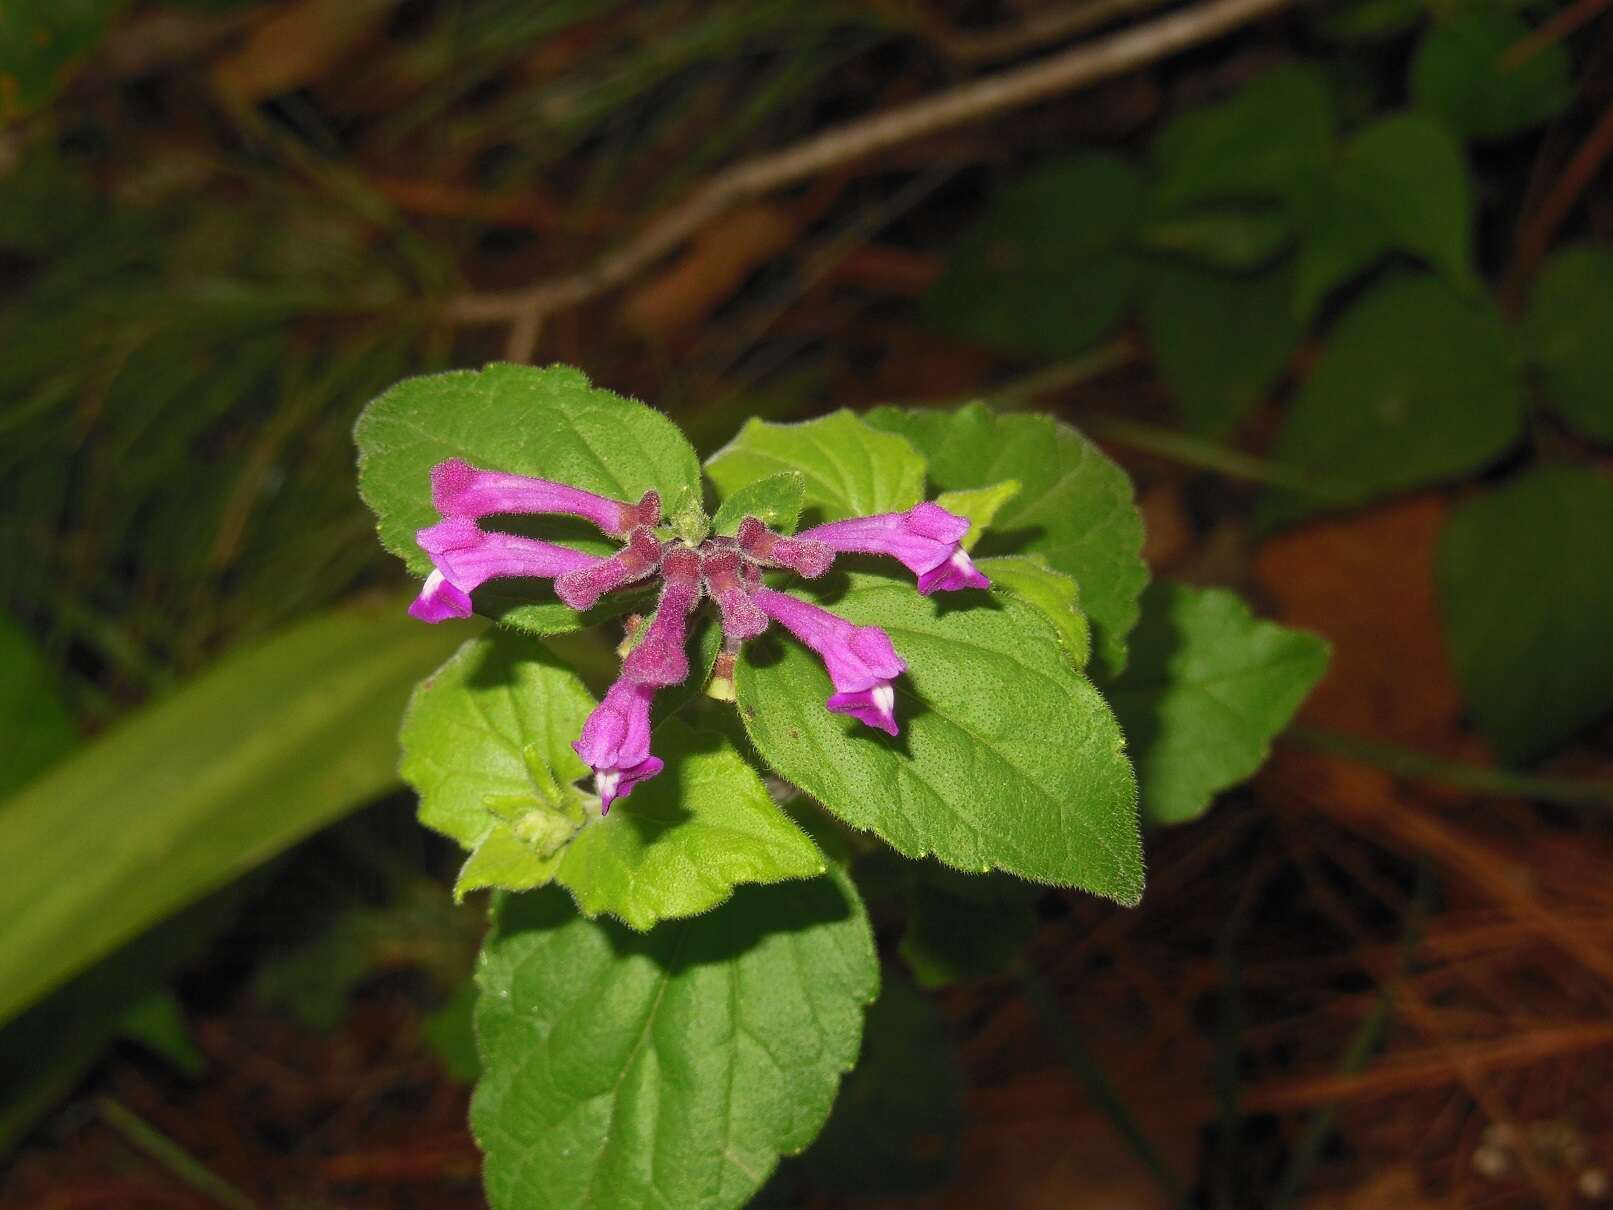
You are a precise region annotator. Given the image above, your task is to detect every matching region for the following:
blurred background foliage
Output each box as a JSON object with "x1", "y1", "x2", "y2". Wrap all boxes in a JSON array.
[{"x1": 2, "y1": 0, "x2": 1612, "y2": 1206}]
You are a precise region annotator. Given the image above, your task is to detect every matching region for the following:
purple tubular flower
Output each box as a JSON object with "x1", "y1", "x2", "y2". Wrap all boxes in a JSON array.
[
  {"x1": 431, "y1": 458, "x2": 660, "y2": 538},
  {"x1": 798, "y1": 502, "x2": 989, "y2": 595},
  {"x1": 700, "y1": 548, "x2": 768, "y2": 640},
  {"x1": 752, "y1": 587, "x2": 906, "y2": 736},
  {"x1": 621, "y1": 547, "x2": 702, "y2": 686},
  {"x1": 554, "y1": 527, "x2": 663, "y2": 610},
  {"x1": 572, "y1": 678, "x2": 663, "y2": 813},
  {"x1": 737, "y1": 517, "x2": 833, "y2": 579},
  {"x1": 409, "y1": 517, "x2": 603, "y2": 623}
]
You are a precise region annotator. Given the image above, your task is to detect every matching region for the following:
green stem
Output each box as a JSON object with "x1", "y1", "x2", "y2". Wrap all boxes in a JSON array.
[
  {"x1": 98, "y1": 1098, "x2": 258, "y2": 1210},
  {"x1": 1017, "y1": 962, "x2": 1188, "y2": 1206},
  {"x1": 1084, "y1": 416, "x2": 1350, "y2": 499},
  {"x1": 1285, "y1": 728, "x2": 1613, "y2": 809}
]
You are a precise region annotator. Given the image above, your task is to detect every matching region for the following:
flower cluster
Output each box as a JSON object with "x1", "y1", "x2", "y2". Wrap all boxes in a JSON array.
[{"x1": 408, "y1": 459, "x2": 989, "y2": 811}]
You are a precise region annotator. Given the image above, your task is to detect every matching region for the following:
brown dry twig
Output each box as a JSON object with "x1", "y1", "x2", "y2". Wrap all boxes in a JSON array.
[
  {"x1": 1504, "y1": 99, "x2": 1613, "y2": 306},
  {"x1": 442, "y1": 0, "x2": 1294, "y2": 360},
  {"x1": 927, "y1": 0, "x2": 1185, "y2": 62}
]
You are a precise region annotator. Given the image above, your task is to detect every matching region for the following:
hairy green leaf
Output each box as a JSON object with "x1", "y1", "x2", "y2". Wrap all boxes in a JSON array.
[
  {"x1": 923, "y1": 153, "x2": 1145, "y2": 355},
  {"x1": 1142, "y1": 258, "x2": 1307, "y2": 435},
  {"x1": 1109, "y1": 583, "x2": 1330, "y2": 826},
  {"x1": 401, "y1": 632, "x2": 823, "y2": 929},
  {"x1": 975, "y1": 554, "x2": 1090, "y2": 668},
  {"x1": 710, "y1": 470, "x2": 807, "y2": 535},
  {"x1": 738, "y1": 572, "x2": 1143, "y2": 904},
  {"x1": 1411, "y1": 7, "x2": 1574, "y2": 141},
  {"x1": 1437, "y1": 469, "x2": 1613, "y2": 763},
  {"x1": 933, "y1": 479, "x2": 1020, "y2": 551},
  {"x1": 473, "y1": 873, "x2": 878, "y2": 1210},
  {"x1": 705, "y1": 410, "x2": 927, "y2": 523},
  {"x1": 865, "y1": 403, "x2": 1147, "y2": 677},
  {"x1": 355, "y1": 363, "x2": 701, "y2": 635},
  {"x1": 1260, "y1": 275, "x2": 1523, "y2": 527},
  {"x1": 1523, "y1": 245, "x2": 1613, "y2": 444},
  {"x1": 0, "y1": 606, "x2": 464, "y2": 1027}
]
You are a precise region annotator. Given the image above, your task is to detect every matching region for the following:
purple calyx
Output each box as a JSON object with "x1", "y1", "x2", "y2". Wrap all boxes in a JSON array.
[{"x1": 408, "y1": 459, "x2": 989, "y2": 808}]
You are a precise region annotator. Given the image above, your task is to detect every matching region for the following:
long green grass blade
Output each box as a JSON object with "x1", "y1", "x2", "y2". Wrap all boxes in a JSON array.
[{"x1": 0, "y1": 604, "x2": 466, "y2": 1026}]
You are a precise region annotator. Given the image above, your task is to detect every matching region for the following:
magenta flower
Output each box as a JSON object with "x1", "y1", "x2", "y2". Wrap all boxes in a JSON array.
[
  {"x1": 737, "y1": 517, "x2": 833, "y2": 579},
  {"x1": 572, "y1": 678, "x2": 661, "y2": 813},
  {"x1": 798, "y1": 502, "x2": 989, "y2": 595},
  {"x1": 752, "y1": 587, "x2": 906, "y2": 736},
  {"x1": 410, "y1": 518, "x2": 602, "y2": 623},
  {"x1": 621, "y1": 548, "x2": 702, "y2": 687},
  {"x1": 406, "y1": 455, "x2": 991, "y2": 804},
  {"x1": 701, "y1": 548, "x2": 768, "y2": 640},
  {"x1": 554, "y1": 528, "x2": 663, "y2": 610},
  {"x1": 432, "y1": 458, "x2": 659, "y2": 537}
]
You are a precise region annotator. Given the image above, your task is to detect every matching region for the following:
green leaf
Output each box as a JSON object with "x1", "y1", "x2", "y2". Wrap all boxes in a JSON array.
[
  {"x1": 1523, "y1": 245, "x2": 1613, "y2": 444},
  {"x1": 116, "y1": 990, "x2": 204, "y2": 1078},
  {"x1": 355, "y1": 363, "x2": 702, "y2": 636},
  {"x1": 1142, "y1": 258, "x2": 1308, "y2": 435},
  {"x1": 422, "y1": 981, "x2": 481, "y2": 1083},
  {"x1": 1108, "y1": 583, "x2": 1330, "y2": 826},
  {"x1": 0, "y1": 0, "x2": 128, "y2": 119},
  {"x1": 711, "y1": 470, "x2": 807, "y2": 534},
  {"x1": 0, "y1": 615, "x2": 78, "y2": 798},
  {"x1": 401, "y1": 633, "x2": 594, "y2": 850},
  {"x1": 1411, "y1": 6, "x2": 1574, "y2": 141},
  {"x1": 865, "y1": 403, "x2": 1147, "y2": 677},
  {"x1": 473, "y1": 873, "x2": 878, "y2": 1210},
  {"x1": 1315, "y1": 0, "x2": 1424, "y2": 42},
  {"x1": 705, "y1": 410, "x2": 927, "y2": 523},
  {"x1": 933, "y1": 479, "x2": 1020, "y2": 551},
  {"x1": 558, "y1": 721, "x2": 826, "y2": 929},
  {"x1": 1139, "y1": 203, "x2": 1294, "y2": 272},
  {"x1": 401, "y1": 632, "x2": 824, "y2": 929},
  {"x1": 776, "y1": 976, "x2": 965, "y2": 1196},
  {"x1": 900, "y1": 882, "x2": 1039, "y2": 989},
  {"x1": 1259, "y1": 275, "x2": 1524, "y2": 527},
  {"x1": 1291, "y1": 114, "x2": 1475, "y2": 315},
  {"x1": 1437, "y1": 469, "x2": 1613, "y2": 763},
  {"x1": 1151, "y1": 65, "x2": 1335, "y2": 208},
  {"x1": 975, "y1": 554, "x2": 1090, "y2": 668},
  {"x1": 0, "y1": 605, "x2": 464, "y2": 1028},
  {"x1": 738, "y1": 572, "x2": 1143, "y2": 904},
  {"x1": 923, "y1": 153, "x2": 1145, "y2": 355}
]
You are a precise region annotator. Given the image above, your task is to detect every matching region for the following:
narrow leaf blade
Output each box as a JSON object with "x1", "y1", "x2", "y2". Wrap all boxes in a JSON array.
[{"x1": 0, "y1": 606, "x2": 464, "y2": 1026}]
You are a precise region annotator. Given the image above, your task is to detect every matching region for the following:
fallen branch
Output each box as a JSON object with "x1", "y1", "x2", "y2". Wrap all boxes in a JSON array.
[{"x1": 443, "y1": 0, "x2": 1294, "y2": 356}]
